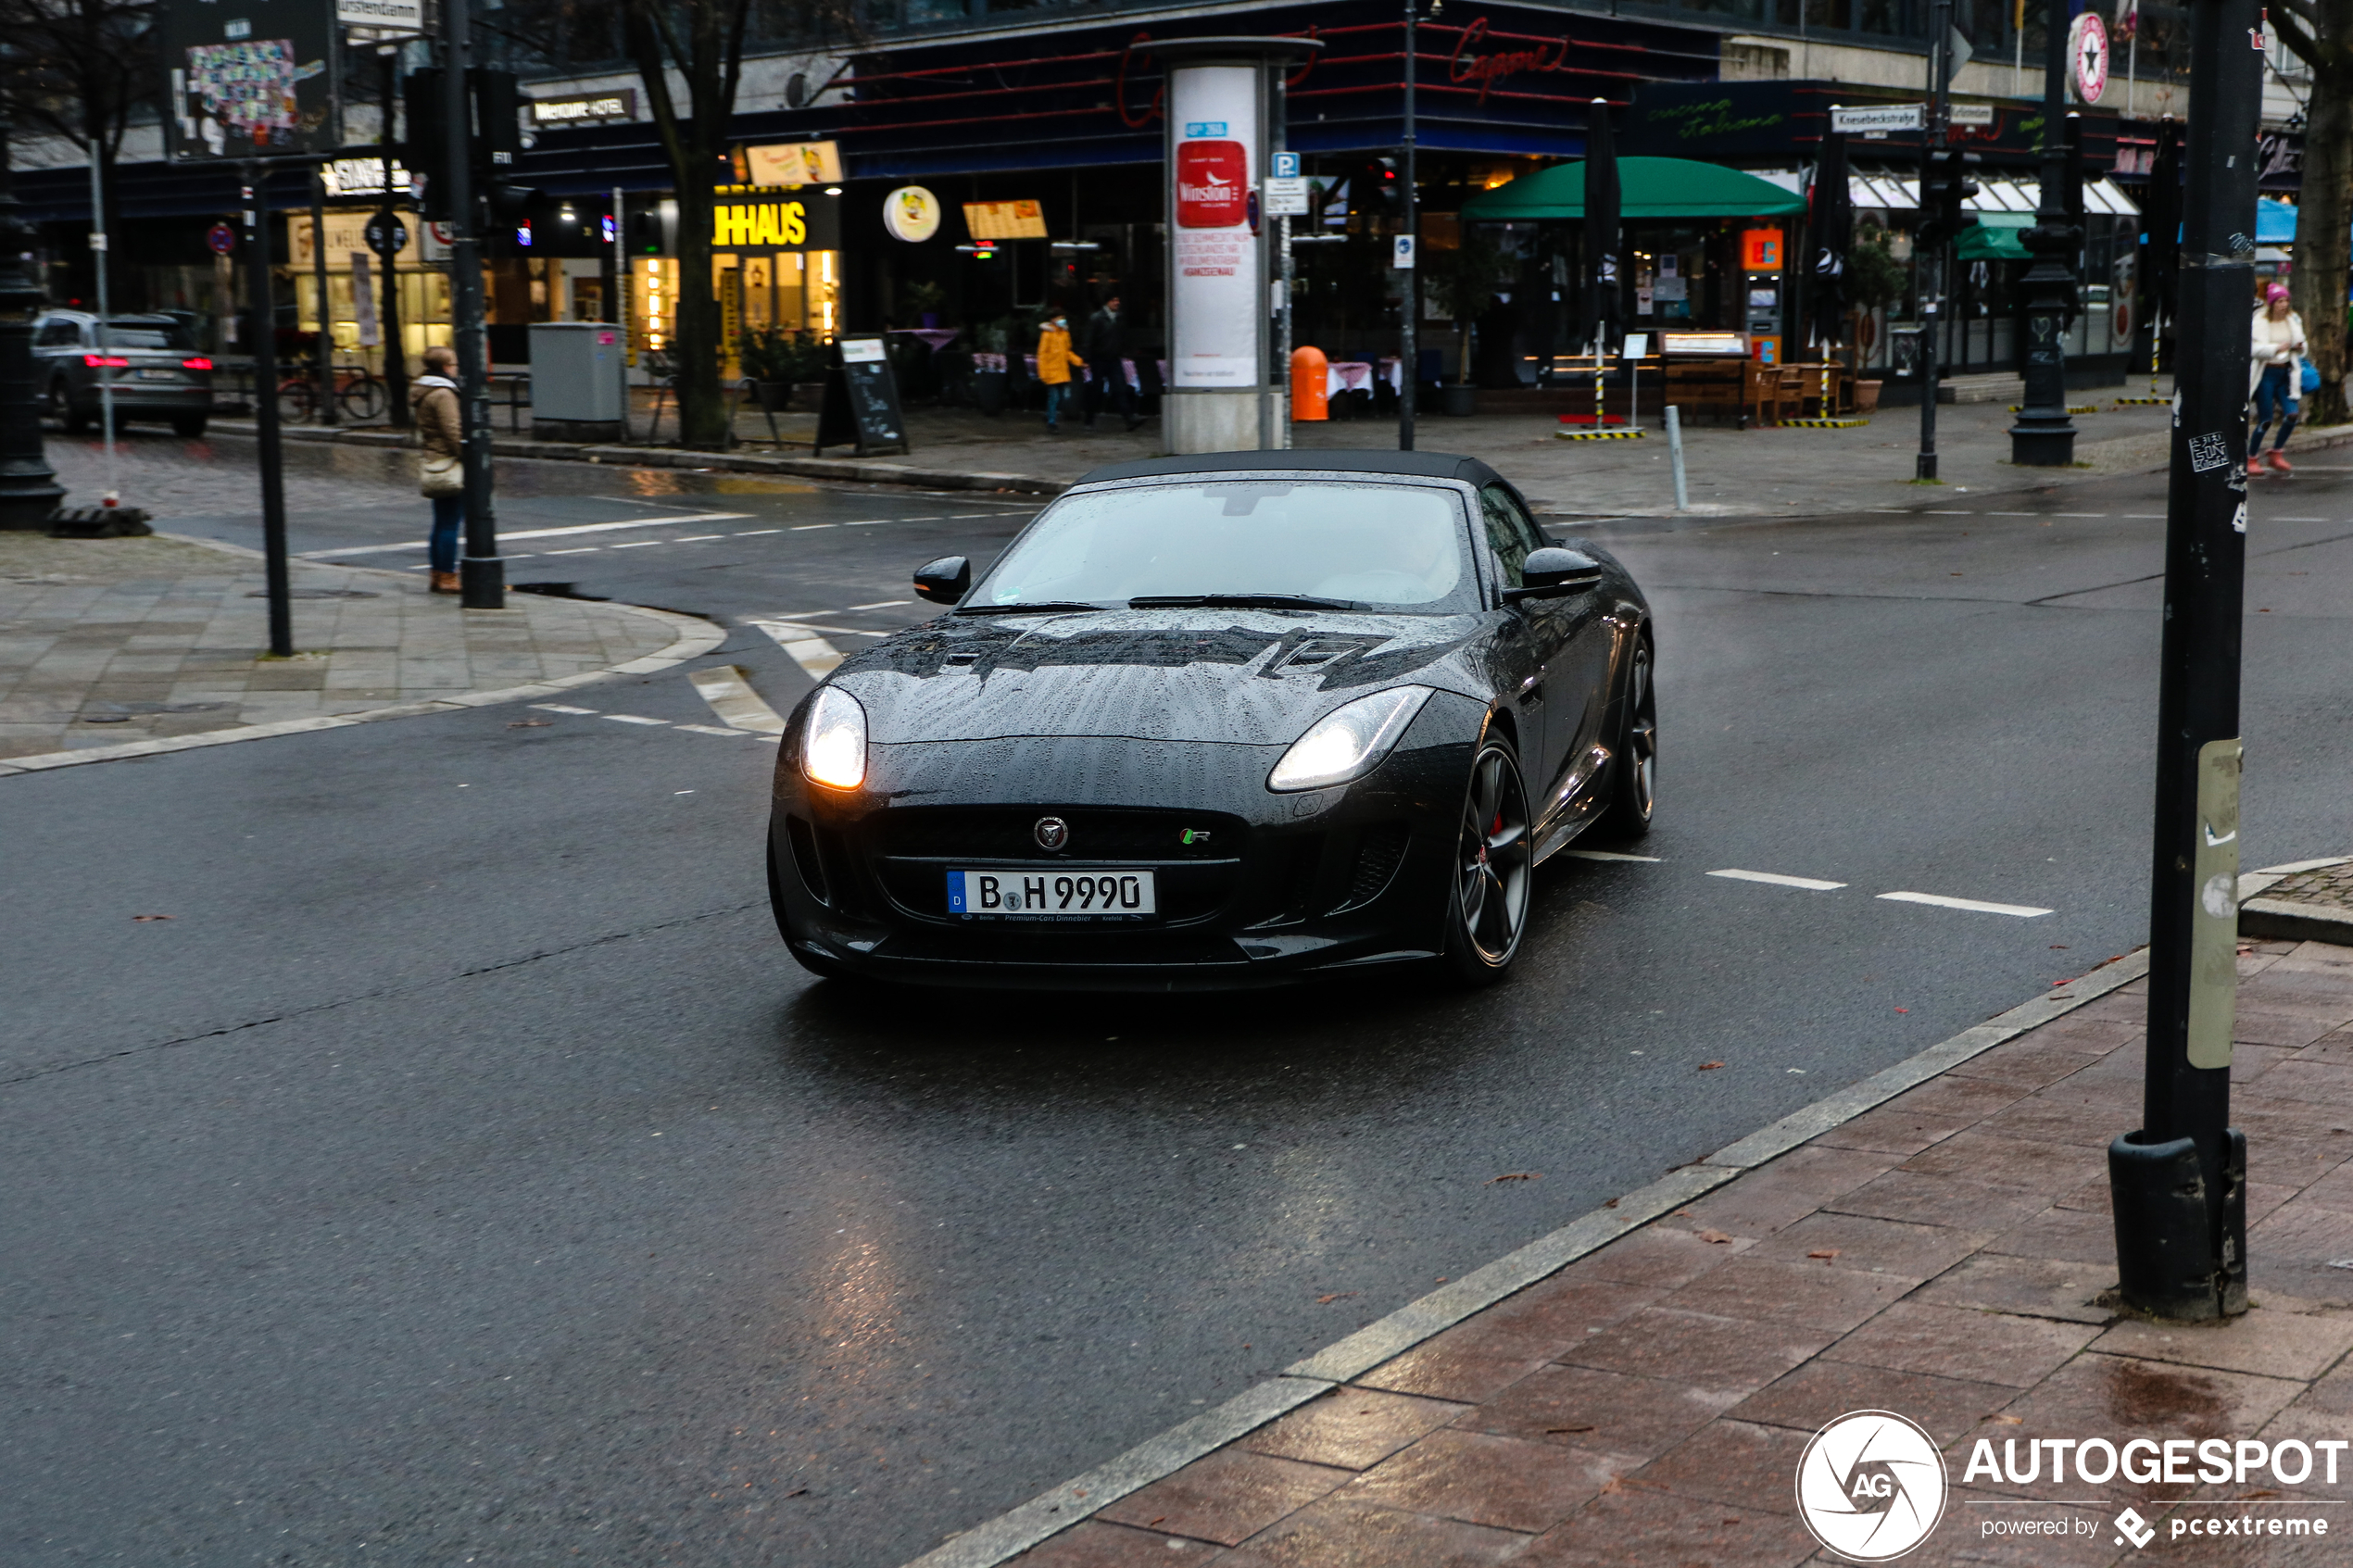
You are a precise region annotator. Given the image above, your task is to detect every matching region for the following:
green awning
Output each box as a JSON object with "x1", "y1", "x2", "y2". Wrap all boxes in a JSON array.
[
  {"x1": 1460, "y1": 157, "x2": 1808, "y2": 221},
  {"x1": 1957, "y1": 212, "x2": 2032, "y2": 261}
]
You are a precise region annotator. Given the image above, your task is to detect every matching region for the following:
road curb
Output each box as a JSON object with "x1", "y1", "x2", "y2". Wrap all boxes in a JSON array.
[
  {"x1": 205, "y1": 419, "x2": 1072, "y2": 496},
  {"x1": 0, "y1": 555, "x2": 726, "y2": 778},
  {"x1": 2237, "y1": 856, "x2": 2353, "y2": 946},
  {"x1": 903, "y1": 947, "x2": 2154, "y2": 1568}
]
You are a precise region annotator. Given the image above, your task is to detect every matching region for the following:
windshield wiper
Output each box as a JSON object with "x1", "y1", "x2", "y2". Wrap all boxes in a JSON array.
[
  {"x1": 1127, "y1": 594, "x2": 1355, "y2": 611},
  {"x1": 951, "y1": 601, "x2": 1107, "y2": 617}
]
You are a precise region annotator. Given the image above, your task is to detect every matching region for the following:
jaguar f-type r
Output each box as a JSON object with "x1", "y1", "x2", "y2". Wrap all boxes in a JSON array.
[{"x1": 766, "y1": 451, "x2": 1655, "y2": 989}]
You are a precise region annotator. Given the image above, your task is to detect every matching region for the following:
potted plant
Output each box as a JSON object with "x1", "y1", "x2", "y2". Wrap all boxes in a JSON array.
[
  {"x1": 740, "y1": 326, "x2": 800, "y2": 411},
  {"x1": 1844, "y1": 230, "x2": 1907, "y2": 413},
  {"x1": 1425, "y1": 230, "x2": 1505, "y2": 416},
  {"x1": 904, "y1": 280, "x2": 947, "y2": 331}
]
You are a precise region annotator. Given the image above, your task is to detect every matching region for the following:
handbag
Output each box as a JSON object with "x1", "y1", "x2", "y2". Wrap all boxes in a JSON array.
[
  {"x1": 2301, "y1": 359, "x2": 2321, "y2": 395},
  {"x1": 418, "y1": 452, "x2": 463, "y2": 498}
]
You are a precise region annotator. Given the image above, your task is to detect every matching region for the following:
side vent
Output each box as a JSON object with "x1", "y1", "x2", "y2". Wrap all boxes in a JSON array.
[
  {"x1": 786, "y1": 815, "x2": 829, "y2": 906},
  {"x1": 1278, "y1": 638, "x2": 1360, "y2": 671},
  {"x1": 1337, "y1": 824, "x2": 1411, "y2": 910}
]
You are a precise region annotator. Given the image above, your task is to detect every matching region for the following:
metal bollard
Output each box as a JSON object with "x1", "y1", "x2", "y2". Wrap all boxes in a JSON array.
[{"x1": 1665, "y1": 405, "x2": 1689, "y2": 512}]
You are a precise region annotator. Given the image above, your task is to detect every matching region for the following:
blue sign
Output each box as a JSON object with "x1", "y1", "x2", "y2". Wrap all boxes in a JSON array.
[
  {"x1": 1184, "y1": 121, "x2": 1227, "y2": 138},
  {"x1": 1271, "y1": 152, "x2": 1301, "y2": 178}
]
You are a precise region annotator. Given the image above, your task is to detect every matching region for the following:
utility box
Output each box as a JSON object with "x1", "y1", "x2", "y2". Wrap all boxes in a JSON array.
[{"x1": 528, "y1": 321, "x2": 625, "y2": 442}]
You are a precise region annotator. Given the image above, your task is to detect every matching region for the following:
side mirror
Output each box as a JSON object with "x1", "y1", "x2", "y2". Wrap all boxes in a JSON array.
[
  {"x1": 912, "y1": 555, "x2": 972, "y2": 605},
  {"x1": 1504, "y1": 546, "x2": 1604, "y2": 604}
]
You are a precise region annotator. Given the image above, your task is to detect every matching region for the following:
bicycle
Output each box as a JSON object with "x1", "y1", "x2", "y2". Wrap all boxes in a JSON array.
[{"x1": 275, "y1": 360, "x2": 392, "y2": 424}]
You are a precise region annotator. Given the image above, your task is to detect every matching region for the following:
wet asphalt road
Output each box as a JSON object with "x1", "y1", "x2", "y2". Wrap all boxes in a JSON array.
[{"x1": 6, "y1": 433, "x2": 2353, "y2": 1566}]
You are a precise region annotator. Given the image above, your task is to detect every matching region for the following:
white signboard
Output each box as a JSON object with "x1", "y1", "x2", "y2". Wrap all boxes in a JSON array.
[
  {"x1": 1394, "y1": 234, "x2": 1417, "y2": 270},
  {"x1": 1830, "y1": 104, "x2": 1924, "y2": 134},
  {"x1": 1168, "y1": 66, "x2": 1260, "y2": 389},
  {"x1": 336, "y1": 0, "x2": 423, "y2": 28},
  {"x1": 1264, "y1": 176, "x2": 1310, "y2": 217},
  {"x1": 1949, "y1": 102, "x2": 1995, "y2": 126}
]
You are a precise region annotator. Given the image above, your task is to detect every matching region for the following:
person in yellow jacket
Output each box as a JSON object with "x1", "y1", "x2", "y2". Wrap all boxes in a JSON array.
[{"x1": 1036, "y1": 313, "x2": 1084, "y2": 433}]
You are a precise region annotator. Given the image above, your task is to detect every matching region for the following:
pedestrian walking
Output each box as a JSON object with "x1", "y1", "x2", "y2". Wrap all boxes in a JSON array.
[
  {"x1": 1036, "y1": 313, "x2": 1083, "y2": 433},
  {"x1": 1082, "y1": 295, "x2": 1141, "y2": 432},
  {"x1": 411, "y1": 345, "x2": 466, "y2": 594},
  {"x1": 2249, "y1": 283, "x2": 2307, "y2": 476}
]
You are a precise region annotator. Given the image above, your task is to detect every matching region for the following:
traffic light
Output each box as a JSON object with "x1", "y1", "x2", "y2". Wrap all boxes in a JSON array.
[
  {"x1": 1917, "y1": 148, "x2": 1981, "y2": 246},
  {"x1": 403, "y1": 68, "x2": 450, "y2": 221},
  {"x1": 400, "y1": 67, "x2": 537, "y2": 228}
]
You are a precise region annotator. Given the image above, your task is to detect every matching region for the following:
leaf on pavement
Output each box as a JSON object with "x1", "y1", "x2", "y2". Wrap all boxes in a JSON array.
[
  {"x1": 1697, "y1": 1061, "x2": 1725, "y2": 1071},
  {"x1": 132, "y1": 914, "x2": 172, "y2": 922},
  {"x1": 1807, "y1": 1248, "x2": 1841, "y2": 1260},
  {"x1": 1545, "y1": 1424, "x2": 1597, "y2": 1434},
  {"x1": 1488, "y1": 1172, "x2": 1541, "y2": 1184},
  {"x1": 508, "y1": 719, "x2": 551, "y2": 727},
  {"x1": 1315, "y1": 1292, "x2": 1357, "y2": 1305},
  {"x1": 1696, "y1": 1229, "x2": 1735, "y2": 1245},
  {"x1": 1604, "y1": 1198, "x2": 1619, "y2": 1209}
]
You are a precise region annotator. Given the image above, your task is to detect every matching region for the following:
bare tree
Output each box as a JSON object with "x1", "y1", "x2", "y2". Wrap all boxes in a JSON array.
[
  {"x1": 0, "y1": 0, "x2": 158, "y2": 297},
  {"x1": 2271, "y1": 0, "x2": 2352, "y2": 424}
]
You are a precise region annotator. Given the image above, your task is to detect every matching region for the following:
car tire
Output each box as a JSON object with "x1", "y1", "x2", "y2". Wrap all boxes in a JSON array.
[
  {"x1": 1598, "y1": 633, "x2": 1657, "y2": 838},
  {"x1": 1441, "y1": 734, "x2": 1533, "y2": 985},
  {"x1": 768, "y1": 832, "x2": 853, "y2": 982},
  {"x1": 171, "y1": 414, "x2": 208, "y2": 438}
]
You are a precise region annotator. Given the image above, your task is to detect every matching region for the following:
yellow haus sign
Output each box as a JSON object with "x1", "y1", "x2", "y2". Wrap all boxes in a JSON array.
[{"x1": 710, "y1": 194, "x2": 839, "y2": 252}]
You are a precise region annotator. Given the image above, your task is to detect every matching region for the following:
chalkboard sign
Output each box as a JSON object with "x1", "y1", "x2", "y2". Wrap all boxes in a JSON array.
[{"x1": 814, "y1": 335, "x2": 912, "y2": 457}]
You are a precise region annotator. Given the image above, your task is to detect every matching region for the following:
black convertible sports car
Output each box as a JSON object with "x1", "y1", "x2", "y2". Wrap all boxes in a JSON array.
[{"x1": 766, "y1": 450, "x2": 1655, "y2": 989}]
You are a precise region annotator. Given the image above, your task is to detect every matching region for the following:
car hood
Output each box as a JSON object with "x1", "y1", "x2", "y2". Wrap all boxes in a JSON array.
[{"x1": 831, "y1": 608, "x2": 1494, "y2": 746}]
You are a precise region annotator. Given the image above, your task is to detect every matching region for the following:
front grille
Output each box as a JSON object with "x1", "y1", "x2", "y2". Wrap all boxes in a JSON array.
[{"x1": 869, "y1": 807, "x2": 1244, "y2": 862}]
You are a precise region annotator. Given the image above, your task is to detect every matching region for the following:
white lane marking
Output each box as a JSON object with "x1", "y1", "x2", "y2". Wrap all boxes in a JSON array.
[
  {"x1": 674, "y1": 534, "x2": 724, "y2": 542},
  {"x1": 545, "y1": 546, "x2": 600, "y2": 555},
  {"x1": 850, "y1": 599, "x2": 913, "y2": 610},
  {"x1": 2052, "y1": 512, "x2": 2106, "y2": 518},
  {"x1": 610, "y1": 539, "x2": 665, "y2": 548},
  {"x1": 1563, "y1": 849, "x2": 1663, "y2": 863},
  {"x1": 792, "y1": 523, "x2": 838, "y2": 532},
  {"x1": 1708, "y1": 869, "x2": 1848, "y2": 891},
  {"x1": 687, "y1": 666, "x2": 788, "y2": 734},
  {"x1": 1866, "y1": 508, "x2": 1911, "y2": 513},
  {"x1": 753, "y1": 620, "x2": 844, "y2": 679},
  {"x1": 2124, "y1": 512, "x2": 2165, "y2": 519},
  {"x1": 530, "y1": 703, "x2": 596, "y2": 714},
  {"x1": 301, "y1": 512, "x2": 751, "y2": 558},
  {"x1": 1879, "y1": 890, "x2": 2054, "y2": 919},
  {"x1": 1923, "y1": 509, "x2": 1972, "y2": 515},
  {"x1": 734, "y1": 528, "x2": 782, "y2": 536},
  {"x1": 603, "y1": 714, "x2": 669, "y2": 726},
  {"x1": 845, "y1": 519, "x2": 892, "y2": 526},
  {"x1": 677, "y1": 722, "x2": 755, "y2": 738},
  {"x1": 1987, "y1": 510, "x2": 2038, "y2": 517},
  {"x1": 2275, "y1": 516, "x2": 2328, "y2": 522}
]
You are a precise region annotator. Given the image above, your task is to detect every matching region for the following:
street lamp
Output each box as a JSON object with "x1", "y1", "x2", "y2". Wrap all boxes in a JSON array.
[
  {"x1": 1398, "y1": 0, "x2": 1440, "y2": 453},
  {"x1": 0, "y1": 102, "x2": 65, "y2": 531},
  {"x1": 2009, "y1": 0, "x2": 2082, "y2": 466}
]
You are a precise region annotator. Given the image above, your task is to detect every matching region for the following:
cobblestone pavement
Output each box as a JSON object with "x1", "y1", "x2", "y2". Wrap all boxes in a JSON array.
[
  {"x1": 994, "y1": 937, "x2": 2353, "y2": 1568},
  {"x1": 2269, "y1": 863, "x2": 2353, "y2": 915},
  {"x1": 0, "y1": 530, "x2": 699, "y2": 762}
]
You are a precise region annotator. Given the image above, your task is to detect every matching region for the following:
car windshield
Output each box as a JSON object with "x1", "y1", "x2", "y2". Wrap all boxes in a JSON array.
[
  {"x1": 96, "y1": 321, "x2": 195, "y2": 350},
  {"x1": 970, "y1": 481, "x2": 1476, "y2": 613}
]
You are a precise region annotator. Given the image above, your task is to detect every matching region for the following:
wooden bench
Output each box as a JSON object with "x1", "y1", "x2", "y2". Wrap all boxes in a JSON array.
[{"x1": 1665, "y1": 359, "x2": 1749, "y2": 425}]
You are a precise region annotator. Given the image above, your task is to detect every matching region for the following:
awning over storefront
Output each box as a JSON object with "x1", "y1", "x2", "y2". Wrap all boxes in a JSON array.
[
  {"x1": 1957, "y1": 212, "x2": 2033, "y2": 261},
  {"x1": 1462, "y1": 156, "x2": 1807, "y2": 220},
  {"x1": 2258, "y1": 198, "x2": 2298, "y2": 243}
]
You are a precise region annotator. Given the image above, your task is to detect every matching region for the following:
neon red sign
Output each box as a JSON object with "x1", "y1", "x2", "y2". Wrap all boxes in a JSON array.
[{"x1": 1447, "y1": 16, "x2": 1571, "y2": 105}]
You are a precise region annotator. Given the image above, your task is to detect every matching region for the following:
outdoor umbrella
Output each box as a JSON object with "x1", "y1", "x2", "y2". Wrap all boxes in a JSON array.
[
  {"x1": 1583, "y1": 96, "x2": 1622, "y2": 354},
  {"x1": 1809, "y1": 125, "x2": 1854, "y2": 356},
  {"x1": 2141, "y1": 119, "x2": 2183, "y2": 375}
]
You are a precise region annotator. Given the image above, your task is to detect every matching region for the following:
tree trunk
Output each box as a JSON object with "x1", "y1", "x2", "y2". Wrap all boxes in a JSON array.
[
  {"x1": 2293, "y1": 62, "x2": 2353, "y2": 425},
  {"x1": 671, "y1": 176, "x2": 727, "y2": 448}
]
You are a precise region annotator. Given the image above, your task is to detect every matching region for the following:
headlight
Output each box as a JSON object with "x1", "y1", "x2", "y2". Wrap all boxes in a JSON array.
[
  {"x1": 1267, "y1": 686, "x2": 1431, "y2": 793},
  {"x1": 800, "y1": 686, "x2": 868, "y2": 789}
]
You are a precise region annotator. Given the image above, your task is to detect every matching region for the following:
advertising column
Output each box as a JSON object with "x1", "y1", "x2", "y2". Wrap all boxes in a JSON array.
[{"x1": 1157, "y1": 39, "x2": 1319, "y2": 456}]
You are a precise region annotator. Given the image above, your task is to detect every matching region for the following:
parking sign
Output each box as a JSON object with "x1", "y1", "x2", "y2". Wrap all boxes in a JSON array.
[{"x1": 1271, "y1": 152, "x2": 1300, "y2": 179}]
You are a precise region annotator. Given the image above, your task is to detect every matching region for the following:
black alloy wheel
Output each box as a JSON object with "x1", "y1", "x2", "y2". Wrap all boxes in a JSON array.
[
  {"x1": 1442, "y1": 735, "x2": 1532, "y2": 984},
  {"x1": 1600, "y1": 633, "x2": 1657, "y2": 837}
]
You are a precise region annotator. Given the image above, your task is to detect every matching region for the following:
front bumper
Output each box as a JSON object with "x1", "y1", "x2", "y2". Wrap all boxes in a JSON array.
[{"x1": 768, "y1": 707, "x2": 1480, "y2": 990}]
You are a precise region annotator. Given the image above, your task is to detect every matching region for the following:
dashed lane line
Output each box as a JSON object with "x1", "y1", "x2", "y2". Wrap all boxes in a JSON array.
[
  {"x1": 1879, "y1": 890, "x2": 2054, "y2": 918},
  {"x1": 1707, "y1": 869, "x2": 1848, "y2": 891},
  {"x1": 1562, "y1": 849, "x2": 1662, "y2": 863},
  {"x1": 602, "y1": 713, "x2": 669, "y2": 725},
  {"x1": 677, "y1": 722, "x2": 757, "y2": 738},
  {"x1": 851, "y1": 598, "x2": 914, "y2": 610},
  {"x1": 735, "y1": 528, "x2": 782, "y2": 536},
  {"x1": 688, "y1": 666, "x2": 788, "y2": 734},
  {"x1": 300, "y1": 511, "x2": 752, "y2": 558},
  {"x1": 674, "y1": 534, "x2": 725, "y2": 542},
  {"x1": 753, "y1": 620, "x2": 845, "y2": 679},
  {"x1": 791, "y1": 523, "x2": 838, "y2": 531},
  {"x1": 530, "y1": 704, "x2": 596, "y2": 714},
  {"x1": 610, "y1": 539, "x2": 664, "y2": 548}
]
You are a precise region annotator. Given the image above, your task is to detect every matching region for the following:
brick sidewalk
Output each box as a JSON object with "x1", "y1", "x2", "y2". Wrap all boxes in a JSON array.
[
  {"x1": 1006, "y1": 938, "x2": 2353, "y2": 1568},
  {"x1": 0, "y1": 531, "x2": 716, "y2": 767}
]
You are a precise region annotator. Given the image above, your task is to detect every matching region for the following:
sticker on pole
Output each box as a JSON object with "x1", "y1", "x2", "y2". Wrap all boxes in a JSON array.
[{"x1": 1393, "y1": 234, "x2": 1417, "y2": 270}]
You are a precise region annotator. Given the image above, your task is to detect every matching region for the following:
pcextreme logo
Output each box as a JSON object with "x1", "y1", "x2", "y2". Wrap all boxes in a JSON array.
[{"x1": 1796, "y1": 1411, "x2": 1948, "y2": 1561}]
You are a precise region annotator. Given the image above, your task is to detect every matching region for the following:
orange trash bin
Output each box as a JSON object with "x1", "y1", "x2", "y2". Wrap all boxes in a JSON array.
[{"x1": 1290, "y1": 346, "x2": 1329, "y2": 421}]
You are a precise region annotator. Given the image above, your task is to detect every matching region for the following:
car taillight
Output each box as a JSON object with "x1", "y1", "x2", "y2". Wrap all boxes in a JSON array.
[
  {"x1": 182, "y1": 357, "x2": 213, "y2": 370},
  {"x1": 82, "y1": 355, "x2": 130, "y2": 368}
]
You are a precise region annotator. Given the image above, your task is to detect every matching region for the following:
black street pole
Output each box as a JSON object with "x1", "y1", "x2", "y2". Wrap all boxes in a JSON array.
[
  {"x1": 2009, "y1": 0, "x2": 2082, "y2": 464},
  {"x1": 1917, "y1": 0, "x2": 1950, "y2": 483},
  {"x1": 1398, "y1": 0, "x2": 1417, "y2": 453},
  {"x1": 442, "y1": 0, "x2": 503, "y2": 609},
  {"x1": 0, "y1": 103, "x2": 65, "y2": 531},
  {"x1": 243, "y1": 166, "x2": 295, "y2": 658},
  {"x1": 2109, "y1": 0, "x2": 2262, "y2": 1323},
  {"x1": 378, "y1": 44, "x2": 410, "y2": 429},
  {"x1": 310, "y1": 169, "x2": 338, "y2": 426}
]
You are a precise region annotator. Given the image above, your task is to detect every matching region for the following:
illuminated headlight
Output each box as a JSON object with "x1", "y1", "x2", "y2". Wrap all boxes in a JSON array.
[
  {"x1": 1267, "y1": 686, "x2": 1431, "y2": 793},
  {"x1": 800, "y1": 686, "x2": 868, "y2": 789}
]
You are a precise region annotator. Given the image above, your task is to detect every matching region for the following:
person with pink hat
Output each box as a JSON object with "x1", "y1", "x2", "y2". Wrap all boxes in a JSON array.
[{"x1": 2248, "y1": 282, "x2": 2307, "y2": 475}]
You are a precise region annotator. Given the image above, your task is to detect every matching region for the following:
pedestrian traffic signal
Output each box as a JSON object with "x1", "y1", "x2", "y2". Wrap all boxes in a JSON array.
[
  {"x1": 400, "y1": 67, "x2": 537, "y2": 229},
  {"x1": 1918, "y1": 148, "x2": 1982, "y2": 245}
]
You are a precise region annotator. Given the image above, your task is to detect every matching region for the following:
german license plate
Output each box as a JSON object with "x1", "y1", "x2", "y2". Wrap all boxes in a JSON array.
[
  {"x1": 133, "y1": 368, "x2": 178, "y2": 381},
  {"x1": 947, "y1": 868, "x2": 1156, "y2": 919}
]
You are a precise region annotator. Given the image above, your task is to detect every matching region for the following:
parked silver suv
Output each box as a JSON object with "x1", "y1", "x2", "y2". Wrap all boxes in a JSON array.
[{"x1": 35, "y1": 310, "x2": 213, "y2": 437}]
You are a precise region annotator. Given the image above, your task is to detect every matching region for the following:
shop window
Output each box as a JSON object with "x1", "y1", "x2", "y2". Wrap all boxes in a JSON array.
[{"x1": 1806, "y1": 0, "x2": 1853, "y2": 28}]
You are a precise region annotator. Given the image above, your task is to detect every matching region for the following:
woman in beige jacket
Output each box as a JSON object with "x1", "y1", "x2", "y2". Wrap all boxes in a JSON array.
[
  {"x1": 411, "y1": 345, "x2": 465, "y2": 593},
  {"x1": 2248, "y1": 283, "x2": 2306, "y2": 476}
]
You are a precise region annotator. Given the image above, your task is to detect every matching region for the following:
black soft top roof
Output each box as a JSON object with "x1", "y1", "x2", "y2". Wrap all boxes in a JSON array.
[{"x1": 1075, "y1": 449, "x2": 1501, "y2": 488}]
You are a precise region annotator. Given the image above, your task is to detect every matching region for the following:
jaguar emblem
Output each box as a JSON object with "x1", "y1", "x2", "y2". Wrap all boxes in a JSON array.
[{"x1": 1034, "y1": 816, "x2": 1069, "y2": 851}]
